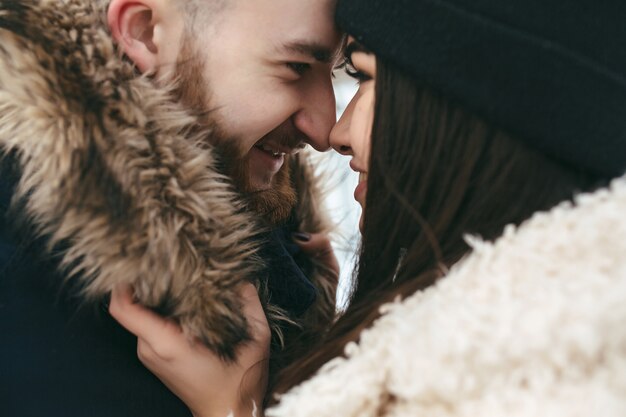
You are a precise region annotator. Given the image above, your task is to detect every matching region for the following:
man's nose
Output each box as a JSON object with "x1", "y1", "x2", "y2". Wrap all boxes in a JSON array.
[{"x1": 292, "y1": 75, "x2": 336, "y2": 152}]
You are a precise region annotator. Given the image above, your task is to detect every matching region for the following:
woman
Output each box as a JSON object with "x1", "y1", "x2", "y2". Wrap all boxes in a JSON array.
[{"x1": 111, "y1": 0, "x2": 626, "y2": 416}]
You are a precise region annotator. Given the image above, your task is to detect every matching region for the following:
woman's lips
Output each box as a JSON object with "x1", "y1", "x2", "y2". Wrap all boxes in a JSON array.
[{"x1": 354, "y1": 172, "x2": 368, "y2": 206}]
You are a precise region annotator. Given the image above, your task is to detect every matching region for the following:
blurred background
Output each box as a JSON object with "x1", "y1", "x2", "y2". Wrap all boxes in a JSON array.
[{"x1": 312, "y1": 71, "x2": 360, "y2": 309}]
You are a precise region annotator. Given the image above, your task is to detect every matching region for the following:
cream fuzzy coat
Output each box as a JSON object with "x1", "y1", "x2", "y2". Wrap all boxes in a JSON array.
[{"x1": 270, "y1": 177, "x2": 626, "y2": 416}]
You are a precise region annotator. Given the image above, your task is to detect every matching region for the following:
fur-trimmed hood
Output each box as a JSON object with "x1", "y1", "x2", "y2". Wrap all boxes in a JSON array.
[
  {"x1": 0, "y1": 0, "x2": 334, "y2": 359},
  {"x1": 270, "y1": 177, "x2": 626, "y2": 416}
]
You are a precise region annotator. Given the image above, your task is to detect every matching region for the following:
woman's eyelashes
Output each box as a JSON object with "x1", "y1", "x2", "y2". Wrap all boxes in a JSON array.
[
  {"x1": 343, "y1": 41, "x2": 373, "y2": 83},
  {"x1": 344, "y1": 57, "x2": 372, "y2": 83},
  {"x1": 342, "y1": 52, "x2": 372, "y2": 83},
  {"x1": 345, "y1": 62, "x2": 372, "y2": 83}
]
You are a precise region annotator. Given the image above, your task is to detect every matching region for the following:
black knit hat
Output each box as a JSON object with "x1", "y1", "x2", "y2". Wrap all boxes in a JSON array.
[{"x1": 336, "y1": 0, "x2": 626, "y2": 178}]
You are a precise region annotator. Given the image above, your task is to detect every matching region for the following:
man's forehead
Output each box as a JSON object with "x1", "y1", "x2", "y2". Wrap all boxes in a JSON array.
[
  {"x1": 231, "y1": 0, "x2": 341, "y2": 51},
  {"x1": 276, "y1": 40, "x2": 344, "y2": 65}
]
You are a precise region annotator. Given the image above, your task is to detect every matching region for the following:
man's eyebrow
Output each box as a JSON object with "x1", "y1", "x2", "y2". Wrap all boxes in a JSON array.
[{"x1": 278, "y1": 41, "x2": 339, "y2": 64}]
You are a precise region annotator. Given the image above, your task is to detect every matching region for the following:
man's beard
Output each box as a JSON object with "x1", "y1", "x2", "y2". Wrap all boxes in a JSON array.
[
  {"x1": 173, "y1": 34, "x2": 297, "y2": 225},
  {"x1": 219, "y1": 141, "x2": 297, "y2": 226}
]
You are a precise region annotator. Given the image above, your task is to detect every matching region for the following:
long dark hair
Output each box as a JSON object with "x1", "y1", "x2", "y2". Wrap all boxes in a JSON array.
[{"x1": 271, "y1": 57, "x2": 602, "y2": 398}]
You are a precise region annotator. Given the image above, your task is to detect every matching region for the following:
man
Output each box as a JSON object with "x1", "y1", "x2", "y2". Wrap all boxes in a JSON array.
[
  {"x1": 0, "y1": 0, "x2": 341, "y2": 416},
  {"x1": 106, "y1": 0, "x2": 339, "y2": 222}
]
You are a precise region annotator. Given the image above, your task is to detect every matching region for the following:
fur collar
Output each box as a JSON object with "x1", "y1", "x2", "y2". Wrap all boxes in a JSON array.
[
  {"x1": 270, "y1": 177, "x2": 626, "y2": 416},
  {"x1": 0, "y1": 0, "x2": 334, "y2": 359}
]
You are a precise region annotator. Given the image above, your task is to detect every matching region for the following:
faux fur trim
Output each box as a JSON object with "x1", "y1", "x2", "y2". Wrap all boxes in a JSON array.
[
  {"x1": 0, "y1": 0, "x2": 333, "y2": 359},
  {"x1": 269, "y1": 177, "x2": 626, "y2": 416}
]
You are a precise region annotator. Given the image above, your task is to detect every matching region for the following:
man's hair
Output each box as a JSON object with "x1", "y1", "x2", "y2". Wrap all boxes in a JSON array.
[
  {"x1": 179, "y1": 0, "x2": 230, "y2": 29},
  {"x1": 96, "y1": 0, "x2": 230, "y2": 28}
]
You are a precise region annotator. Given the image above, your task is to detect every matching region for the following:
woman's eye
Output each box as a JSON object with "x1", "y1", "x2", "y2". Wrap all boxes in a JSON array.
[
  {"x1": 345, "y1": 62, "x2": 372, "y2": 83},
  {"x1": 286, "y1": 62, "x2": 312, "y2": 76}
]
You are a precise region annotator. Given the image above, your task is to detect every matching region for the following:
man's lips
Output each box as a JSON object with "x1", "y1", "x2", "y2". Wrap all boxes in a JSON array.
[
  {"x1": 250, "y1": 145, "x2": 285, "y2": 176},
  {"x1": 247, "y1": 139, "x2": 305, "y2": 183},
  {"x1": 254, "y1": 143, "x2": 286, "y2": 157},
  {"x1": 254, "y1": 140, "x2": 306, "y2": 157}
]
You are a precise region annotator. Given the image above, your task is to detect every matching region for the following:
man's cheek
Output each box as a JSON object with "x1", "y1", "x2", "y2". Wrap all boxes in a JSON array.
[{"x1": 234, "y1": 95, "x2": 299, "y2": 141}]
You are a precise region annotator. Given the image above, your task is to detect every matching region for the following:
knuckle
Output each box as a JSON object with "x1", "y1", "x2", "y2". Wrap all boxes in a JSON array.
[
  {"x1": 137, "y1": 342, "x2": 153, "y2": 363},
  {"x1": 138, "y1": 339, "x2": 174, "y2": 363},
  {"x1": 151, "y1": 342, "x2": 176, "y2": 360},
  {"x1": 108, "y1": 298, "x2": 120, "y2": 317}
]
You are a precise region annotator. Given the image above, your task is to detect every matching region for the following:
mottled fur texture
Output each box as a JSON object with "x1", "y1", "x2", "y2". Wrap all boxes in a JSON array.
[{"x1": 0, "y1": 0, "x2": 335, "y2": 360}]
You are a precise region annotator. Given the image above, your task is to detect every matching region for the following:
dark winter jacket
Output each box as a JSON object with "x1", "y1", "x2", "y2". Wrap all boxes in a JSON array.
[{"x1": 1, "y1": 158, "x2": 193, "y2": 416}]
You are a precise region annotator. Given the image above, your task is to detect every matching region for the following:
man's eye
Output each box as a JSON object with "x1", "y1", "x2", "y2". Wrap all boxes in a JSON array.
[{"x1": 286, "y1": 62, "x2": 312, "y2": 76}]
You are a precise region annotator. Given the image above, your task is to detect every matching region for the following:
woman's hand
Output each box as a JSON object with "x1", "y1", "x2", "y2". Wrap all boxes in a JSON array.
[
  {"x1": 294, "y1": 232, "x2": 341, "y2": 311},
  {"x1": 109, "y1": 284, "x2": 270, "y2": 417},
  {"x1": 293, "y1": 232, "x2": 340, "y2": 285}
]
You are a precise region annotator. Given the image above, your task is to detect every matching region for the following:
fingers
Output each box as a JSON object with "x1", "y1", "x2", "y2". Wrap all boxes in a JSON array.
[
  {"x1": 109, "y1": 284, "x2": 271, "y2": 416},
  {"x1": 293, "y1": 232, "x2": 340, "y2": 282},
  {"x1": 293, "y1": 232, "x2": 333, "y2": 257},
  {"x1": 109, "y1": 284, "x2": 270, "y2": 358},
  {"x1": 109, "y1": 285, "x2": 182, "y2": 348}
]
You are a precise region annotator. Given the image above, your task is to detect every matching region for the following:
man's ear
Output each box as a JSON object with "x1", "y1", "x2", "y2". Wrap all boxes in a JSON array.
[{"x1": 108, "y1": 0, "x2": 159, "y2": 73}]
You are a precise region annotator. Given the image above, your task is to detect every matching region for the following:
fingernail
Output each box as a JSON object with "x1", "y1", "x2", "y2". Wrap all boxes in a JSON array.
[{"x1": 293, "y1": 232, "x2": 311, "y2": 242}]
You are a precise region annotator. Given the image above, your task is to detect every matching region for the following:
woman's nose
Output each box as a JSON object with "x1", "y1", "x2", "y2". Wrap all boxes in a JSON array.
[{"x1": 329, "y1": 108, "x2": 353, "y2": 156}]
